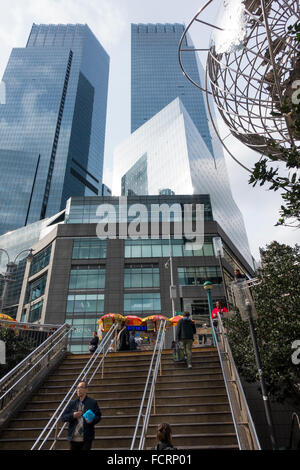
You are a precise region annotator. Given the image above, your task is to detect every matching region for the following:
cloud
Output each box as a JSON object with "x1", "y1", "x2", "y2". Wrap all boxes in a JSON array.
[{"x1": 0, "y1": 0, "x2": 126, "y2": 78}]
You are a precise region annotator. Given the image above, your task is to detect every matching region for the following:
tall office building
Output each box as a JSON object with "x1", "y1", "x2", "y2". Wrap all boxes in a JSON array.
[
  {"x1": 113, "y1": 98, "x2": 254, "y2": 269},
  {"x1": 0, "y1": 24, "x2": 109, "y2": 235},
  {"x1": 115, "y1": 22, "x2": 253, "y2": 269},
  {"x1": 131, "y1": 23, "x2": 214, "y2": 156}
]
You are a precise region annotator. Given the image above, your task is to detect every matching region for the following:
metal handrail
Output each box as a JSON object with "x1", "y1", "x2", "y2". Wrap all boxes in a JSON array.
[
  {"x1": 0, "y1": 324, "x2": 72, "y2": 413},
  {"x1": 214, "y1": 313, "x2": 261, "y2": 450},
  {"x1": 288, "y1": 412, "x2": 300, "y2": 450},
  {"x1": 31, "y1": 323, "x2": 118, "y2": 450},
  {"x1": 130, "y1": 320, "x2": 166, "y2": 450}
]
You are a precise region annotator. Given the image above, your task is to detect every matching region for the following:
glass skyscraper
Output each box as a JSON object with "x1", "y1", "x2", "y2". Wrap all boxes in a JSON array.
[
  {"x1": 131, "y1": 23, "x2": 214, "y2": 156},
  {"x1": 0, "y1": 24, "x2": 109, "y2": 236},
  {"x1": 113, "y1": 98, "x2": 254, "y2": 269}
]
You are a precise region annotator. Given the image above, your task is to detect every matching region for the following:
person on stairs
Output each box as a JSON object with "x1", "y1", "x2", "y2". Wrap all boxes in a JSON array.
[
  {"x1": 176, "y1": 311, "x2": 196, "y2": 368},
  {"x1": 61, "y1": 381, "x2": 101, "y2": 451}
]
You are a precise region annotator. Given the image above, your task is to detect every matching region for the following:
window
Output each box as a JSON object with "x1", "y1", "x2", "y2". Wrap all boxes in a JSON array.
[
  {"x1": 72, "y1": 239, "x2": 107, "y2": 259},
  {"x1": 30, "y1": 246, "x2": 51, "y2": 276},
  {"x1": 66, "y1": 294, "x2": 104, "y2": 314},
  {"x1": 124, "y1": 292, "x2": 161, "y2": 313},
  {"x1": 28, "y1": 300, "x2": 44, "y2": 323},
  {"x1": 124, "y1": 238, "x2": 215, "y2": 258},
  {"x1": 69, "y1": 318, "x2": 98, "y2": 339},
  {"x1": 69, "y1": 266, "x2": 105, "y2": 290},
  {"x1": 26, "y1": 274, "x2": 47, "y2": 303},
  {"x1": 124, "y1": 264, "x2": 160, "y2": 288},
  {"x1": 177, "y1": 266, "x2": 222, "y2": 286}
]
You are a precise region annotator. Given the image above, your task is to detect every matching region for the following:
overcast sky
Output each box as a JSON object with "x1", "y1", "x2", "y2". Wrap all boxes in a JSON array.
[{"x1": 0, "y1": 0, "x2": 298, "y2": 261}]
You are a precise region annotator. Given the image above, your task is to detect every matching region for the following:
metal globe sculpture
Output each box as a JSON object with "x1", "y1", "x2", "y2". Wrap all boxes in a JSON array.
[{"x1": 179, "y1": 0, "x2": 300, "y2": 160}]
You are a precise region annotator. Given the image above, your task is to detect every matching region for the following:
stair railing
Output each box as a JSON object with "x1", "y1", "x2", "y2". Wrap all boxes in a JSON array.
[
  {"x1": 30, "y1": 323, "x2": 118, "y2": 450},
  {"x1": 130, "y1": 320, "x2": 167, "y2": 450},
  {"x1": 214, "y1": 313, "x2": 261, "y2": 450},
  {"x1": 0, "y1": 323, "x2": 72, "y2": 427},
  {"x1": 287, "y1": 412, "x2": 300, "y2": 450}
]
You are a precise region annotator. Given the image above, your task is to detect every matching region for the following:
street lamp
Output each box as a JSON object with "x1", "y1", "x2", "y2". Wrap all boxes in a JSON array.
[
  {"x1": 230, "y1": 280, "x2": 278, "y2": 450},
  {"x1": 164, "y1": 236, "x2": 177, "y2": 341},
  {"x1": 212, "y1": 237, "x2": 229, "y2": 307},
  {"x1": 0, "y1": 248, "x2": 34, "y2": 313},
  {"x1": 203, "y1": 281, "x2": 216, "y2": 346}
]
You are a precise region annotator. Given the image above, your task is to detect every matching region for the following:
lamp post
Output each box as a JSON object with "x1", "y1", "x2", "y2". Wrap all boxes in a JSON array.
[
  {"x1": 230, "y1": 280, "x2": 278, "y2": 450},
  {"x1": 212, "y1": 237, "x2": 229, "y2": 307},
  {"x1": 164, "y1": 236, "x2": 176, "y2": 341},
  {"x1": 203, "y1": 280, "x2": 216, "y2": 346},
  {"x1": 0, "y1": 248, "x2": 34, "y2": 313}
]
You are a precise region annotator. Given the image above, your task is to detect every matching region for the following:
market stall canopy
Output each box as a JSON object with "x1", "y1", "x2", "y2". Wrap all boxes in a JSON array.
[
  {"x1": 97, "y1": 313, "x2": 125, "y2": 332},
  {"x1": 124, "y1": 315, "x2": 143, "y2": 326},
  {"x1": 142, "y1": 315, "x2": 172, "y2": 328}
]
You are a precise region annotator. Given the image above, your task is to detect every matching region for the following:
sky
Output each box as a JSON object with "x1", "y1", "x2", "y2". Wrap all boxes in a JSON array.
[{"x1": 0, "y1": 0, "x2": 298, "y2": 261}]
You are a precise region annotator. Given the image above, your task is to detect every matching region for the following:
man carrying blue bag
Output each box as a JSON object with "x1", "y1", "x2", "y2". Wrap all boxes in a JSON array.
[{"x1": 61, "y1": 381, "x2": 101, "y2": 451}]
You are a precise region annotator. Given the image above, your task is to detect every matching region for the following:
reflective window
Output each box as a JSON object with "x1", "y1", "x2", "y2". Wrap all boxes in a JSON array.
[
  {"x1": 72, "y1": 239, "x2": 107, "y2": 259},
  {"x1": 28, "y1": 300, "x2": 44, "y2": 323},
  {"x1": 124, "y1": 238, "x2": 215, "y2": 258},
  {"x1": 124, "y1": 292, "x2": 161, "y2": 312},
  {"x1": 69, "y1": 265, "x2": 105, "y2": 290},
  {"x1": 30, "y1": 246, "x2": 51, "y2": 276},
  {"x1": 178, "y1": 266, "x2": 222, "y2": 285},
  {"x1": 124, "y1": 264, "x2": 160, "y2": 288},
  {"x1": 69, "y1": 318, "x2": 98, "y2": 339},
  {"x1": 66, "y1": 294, "x2": 104, "y2": 314},
  {"x1": 26, "y1": 273, "x2": 47, "y2": 302}
]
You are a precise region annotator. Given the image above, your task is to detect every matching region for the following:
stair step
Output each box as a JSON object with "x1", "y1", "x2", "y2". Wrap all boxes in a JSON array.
[
  {"x1": 3, "y1": 422, "x2": 236, "y2": 440},
  {"x1": 9, "y1": 411, "x2": 233, "y2": 428}
]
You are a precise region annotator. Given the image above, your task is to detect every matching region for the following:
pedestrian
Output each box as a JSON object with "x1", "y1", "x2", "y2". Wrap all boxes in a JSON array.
[
  {"x1": 198, "y1": 323, "x2": 208, "y2": 346},
  {"x1": 154, "y1": 423, "x2": 177, "y2": 450},
  {"x1": 211, "y1": 301, "x2": 228, "y2": 341},
  {"x1": 129, "y1": 330, "x2": 137, "y2": 351},
  {"x1": 61, "y1": 381, "x2": 101, "y2": 451},
  {"x1": 234, "y1": 268, "x2": 246, "y2": 281},
  {"x1": 176, "y1": 311, "x2": 196, "y2": 368},
  {"x1": 117, "y1": 321, "x2": 129, "y2": 351},
  {"x1": 88, "y1": 330, "x2": 99, "y2": 354}
]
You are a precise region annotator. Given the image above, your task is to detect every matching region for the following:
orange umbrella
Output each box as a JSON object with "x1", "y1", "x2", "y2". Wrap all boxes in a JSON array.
[
  {"x1": 169, "y1": 315, "x2": 183, "y2": 326},
  {"x1": 124, "y1": 315, "x2": 143, "y2": 326}
]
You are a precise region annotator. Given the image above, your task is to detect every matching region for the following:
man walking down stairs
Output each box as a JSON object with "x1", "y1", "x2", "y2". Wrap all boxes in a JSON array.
[{"x1": 0, "y1": 348, "x2": 238, "y2": 450}]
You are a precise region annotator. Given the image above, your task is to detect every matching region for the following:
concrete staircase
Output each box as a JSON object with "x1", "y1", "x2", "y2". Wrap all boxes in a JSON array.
[{"x1": 0, "y1": 348, "x2": 238, "y2": 450}]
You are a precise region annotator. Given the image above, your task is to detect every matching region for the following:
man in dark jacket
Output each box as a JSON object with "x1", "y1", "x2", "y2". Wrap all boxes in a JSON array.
[
  {"x1": 176, "y1": 311, "x2": 196, "y2": 368},
  {"x1": 61, "y1": 381, "x2": 101, "y2": 450}
]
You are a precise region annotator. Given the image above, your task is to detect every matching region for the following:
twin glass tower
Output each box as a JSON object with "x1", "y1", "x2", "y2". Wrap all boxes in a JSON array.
[
  {"x1": 0, "y1": 24, "x2": 109, "y2": 235},
  {"x1": 0, "y1": 22, "x2": 253, "y2": 268}
]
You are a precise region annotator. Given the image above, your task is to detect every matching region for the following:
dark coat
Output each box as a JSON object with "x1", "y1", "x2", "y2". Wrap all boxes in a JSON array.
[
  {"x1": 155, "y1": 441, "x2": 177, "y2": 450},
  {"x1": 61, "y1": 395, "x2": 101, "y2": 442},
  {"x1": 89, "y1": 335, "x2": 99, "y2": 352},
  {"x1": 118, "y1": 327, "x2": 130, "y2": 351},
  {"x1": 176, "y1": 317, "x2": 196, "y2": 341}
]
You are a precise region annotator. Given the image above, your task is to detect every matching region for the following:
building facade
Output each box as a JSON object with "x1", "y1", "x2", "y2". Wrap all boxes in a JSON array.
[
  {"x1": 16, "y1": 195, "x2": 254, "y2": 353},
  {"x1": 0, "y1": 24, "x2": 109, "y2": 236},
  {"x1": 131, "y1": 23, "x2": 214, "y2": 157},
  {"x1": 113, "y1": 98, "x2": 254, "y2": 269}
]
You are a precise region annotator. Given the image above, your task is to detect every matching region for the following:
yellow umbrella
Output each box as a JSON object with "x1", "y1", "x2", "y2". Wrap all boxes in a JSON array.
[{"x1": 0, "y1": 314, "x2": 16, "y2": 322}]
